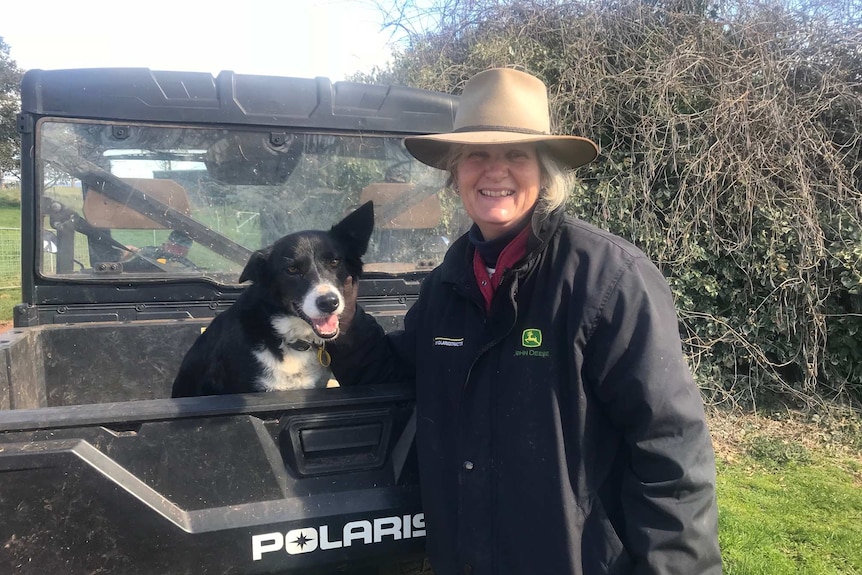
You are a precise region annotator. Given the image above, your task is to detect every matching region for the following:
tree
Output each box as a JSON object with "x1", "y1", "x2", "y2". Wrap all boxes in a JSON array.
[
  {"x1": 0, "y1": 36, "x2": 23, "y2": 187},
  {"x1": 370, "y1": 0, "x2": 862, "y2": 409}
]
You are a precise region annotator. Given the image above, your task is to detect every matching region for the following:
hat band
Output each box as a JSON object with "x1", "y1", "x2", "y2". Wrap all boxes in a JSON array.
[{"x1": 453, "y1": 124, "x2": 549, "y2": 136}]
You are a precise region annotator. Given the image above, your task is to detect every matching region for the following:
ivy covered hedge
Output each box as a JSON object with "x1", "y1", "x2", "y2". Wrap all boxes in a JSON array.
[{"x1": 366, "y1": 0, "x2": 862, "y2": 408}]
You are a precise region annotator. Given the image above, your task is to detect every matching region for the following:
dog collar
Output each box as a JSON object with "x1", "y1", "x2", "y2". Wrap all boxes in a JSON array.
[{"x1": 286, "y1": 339, "x2": 332, "y2": 367}]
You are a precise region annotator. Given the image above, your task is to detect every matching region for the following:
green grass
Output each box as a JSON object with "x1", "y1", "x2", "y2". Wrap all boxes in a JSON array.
[
  {"x1": 0, "y1": 199, "x2": 21, "y2": 323},
  {"x1": 0, "y1": 199, "x2": 21, "y2": 228},
  {"x1": 717, "y1": 437, "x2": 862, "y2": 574},
  {"x1": 0, "y1": 288, "x2": 18, "y2": 323},
  {"x1": 0, "y1": 211, "x2": 20, "y2": 227}
]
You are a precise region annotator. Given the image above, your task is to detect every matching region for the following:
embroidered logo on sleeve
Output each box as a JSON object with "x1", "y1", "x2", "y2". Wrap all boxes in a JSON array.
[{"x1": 434, "y1": 337, "x2": 464, "y2": 347}]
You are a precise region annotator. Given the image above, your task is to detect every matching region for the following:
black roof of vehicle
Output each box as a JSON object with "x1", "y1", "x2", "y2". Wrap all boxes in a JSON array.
[{"x1": 20, "y1": 68, "x2": 457, "y2": 134}]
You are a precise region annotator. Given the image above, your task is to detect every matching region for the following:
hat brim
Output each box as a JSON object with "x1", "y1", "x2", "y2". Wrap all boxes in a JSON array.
[{"x1": 404, "y1": 131, "x2": 599, "y2": 170}]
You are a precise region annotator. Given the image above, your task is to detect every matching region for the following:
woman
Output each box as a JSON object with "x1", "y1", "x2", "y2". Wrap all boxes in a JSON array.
[{"x1": 331, "y1": 68, "x2": 722, "y2": 574}]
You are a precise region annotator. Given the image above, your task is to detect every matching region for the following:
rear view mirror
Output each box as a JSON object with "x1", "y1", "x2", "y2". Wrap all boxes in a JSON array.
[{"x1": 205, "y1": 133, "x2": 301, "y2": 185}]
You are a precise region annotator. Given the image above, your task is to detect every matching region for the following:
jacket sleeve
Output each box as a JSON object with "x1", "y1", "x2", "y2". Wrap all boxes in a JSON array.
[
  {"x1": 585, "y1": 257, "x2": 723, "y2": 575},
  {"x1": 328, "y1": 297, "x2": 421, "y2": 387}
]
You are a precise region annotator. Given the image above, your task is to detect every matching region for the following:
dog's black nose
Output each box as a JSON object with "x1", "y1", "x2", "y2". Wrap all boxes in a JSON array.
[{"x1": 316, "y1": 293, "x2": 340, "y2": 314}]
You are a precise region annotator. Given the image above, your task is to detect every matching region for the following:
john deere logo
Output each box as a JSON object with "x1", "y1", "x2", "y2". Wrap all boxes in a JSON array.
[{"x1": 522, "y1": 329, "x2": 542, "y2": 348}]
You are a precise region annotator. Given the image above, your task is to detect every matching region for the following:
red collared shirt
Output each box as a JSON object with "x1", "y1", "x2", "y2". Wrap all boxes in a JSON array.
[{"x1": 471, "y1": 225, "x2": 531, "y2": 313}]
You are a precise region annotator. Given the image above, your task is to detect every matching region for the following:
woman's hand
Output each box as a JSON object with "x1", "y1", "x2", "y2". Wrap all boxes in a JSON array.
[{"x1": 339, "y1": 275, "x2": 357, "y2": 335}]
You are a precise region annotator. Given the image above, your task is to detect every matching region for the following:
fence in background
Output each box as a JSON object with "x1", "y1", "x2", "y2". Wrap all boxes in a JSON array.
[{"x1": 0, "y1": 228, "x2": 20, "y2": 289}]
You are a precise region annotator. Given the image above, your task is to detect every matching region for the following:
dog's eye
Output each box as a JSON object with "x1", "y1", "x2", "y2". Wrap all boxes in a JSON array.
[
  {"x1": 328, "y1": 259, "x2": 341, "y2": 268},
  {"x1": 286, "y1": 266, "x2": 299, "y2": 274}
]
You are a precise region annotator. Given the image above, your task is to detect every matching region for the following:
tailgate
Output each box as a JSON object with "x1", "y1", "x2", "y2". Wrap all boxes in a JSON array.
[{"x1": 0, "y1": 387, "x2": 421, "y2": 574}]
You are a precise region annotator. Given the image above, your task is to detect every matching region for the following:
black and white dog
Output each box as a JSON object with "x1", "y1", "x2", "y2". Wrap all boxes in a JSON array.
[{"x1": 171, "y1": 202, "x2": 373, "y2": 397}]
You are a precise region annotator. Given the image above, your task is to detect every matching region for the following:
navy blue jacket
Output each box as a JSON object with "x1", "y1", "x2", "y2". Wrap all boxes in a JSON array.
[{"x1": 331, "y1": 207, "x2": 722, "y2": 574}]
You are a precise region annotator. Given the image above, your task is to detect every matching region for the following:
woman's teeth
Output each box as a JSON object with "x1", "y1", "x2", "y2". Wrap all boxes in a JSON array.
[{"x1": 479, "y1": 189, "x2": 514, "y2": 197}]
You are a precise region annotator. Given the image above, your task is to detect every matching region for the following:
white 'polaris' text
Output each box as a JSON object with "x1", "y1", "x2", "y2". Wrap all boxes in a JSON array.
[{"x1": 251, "y1": 513, "x2": 425, "y2": 560}]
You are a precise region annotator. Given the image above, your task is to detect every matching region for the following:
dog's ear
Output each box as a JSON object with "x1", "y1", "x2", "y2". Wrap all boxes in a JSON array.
[
  {"x1": 238, "y1": 247, "x2": 271, "y2": 284},
  {"x1": 331, "y1": 201, "x2": 374, "y2": 257}
]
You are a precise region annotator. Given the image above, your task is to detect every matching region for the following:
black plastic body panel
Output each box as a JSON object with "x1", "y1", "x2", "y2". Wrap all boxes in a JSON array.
[
  {"x1": 0, "y1": 389, "x2": 422, "y2": 574},
  {"x1": 14, "y1": 279, "x2": 421, "y2": 328}
]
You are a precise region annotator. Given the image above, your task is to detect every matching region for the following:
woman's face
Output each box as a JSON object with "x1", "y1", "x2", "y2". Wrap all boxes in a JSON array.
[{"x1": 454, "y1": 143, "x2": 542, "y2": 240}]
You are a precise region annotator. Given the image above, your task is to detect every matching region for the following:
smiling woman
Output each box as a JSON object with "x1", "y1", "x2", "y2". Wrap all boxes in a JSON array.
[{"x1": 329, "y1": 68, "x2": 723, "y2": 575}]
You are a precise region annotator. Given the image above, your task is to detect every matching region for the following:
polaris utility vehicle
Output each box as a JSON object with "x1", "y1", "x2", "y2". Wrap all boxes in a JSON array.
[{"x1": 0, "y1": 68, "x2": 464, "y2": 574}]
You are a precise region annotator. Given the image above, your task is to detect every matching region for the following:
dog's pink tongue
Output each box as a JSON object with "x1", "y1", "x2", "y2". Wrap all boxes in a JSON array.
[{"x1": 313, "y1": 314, "x2": 339, "y2": 335}]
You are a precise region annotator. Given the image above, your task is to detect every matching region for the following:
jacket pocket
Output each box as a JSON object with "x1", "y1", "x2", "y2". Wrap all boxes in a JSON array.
[{"x1": 581, "y1": 496, "x2": 632, "y2": 574}]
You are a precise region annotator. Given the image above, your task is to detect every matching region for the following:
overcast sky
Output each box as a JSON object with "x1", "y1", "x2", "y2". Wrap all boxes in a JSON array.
[{"x1": 1, "y1": 0, "x2": 399, "y2": 81}]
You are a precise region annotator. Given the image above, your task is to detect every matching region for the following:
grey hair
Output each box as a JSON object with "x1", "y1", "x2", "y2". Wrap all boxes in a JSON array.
[{"x1": 440, "y1": 143, "x2": 577, "y2": 214}]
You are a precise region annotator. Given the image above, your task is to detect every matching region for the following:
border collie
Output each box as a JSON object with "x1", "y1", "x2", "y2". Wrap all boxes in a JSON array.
[{"x1": 171, "y1": 202, "x2": 374, "y2": 397}]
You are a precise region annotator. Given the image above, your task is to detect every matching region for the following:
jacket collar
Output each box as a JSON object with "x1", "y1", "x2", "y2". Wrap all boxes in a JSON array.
[{"x1": 440, "y1": 202, "x2": 566, "y2": 288}]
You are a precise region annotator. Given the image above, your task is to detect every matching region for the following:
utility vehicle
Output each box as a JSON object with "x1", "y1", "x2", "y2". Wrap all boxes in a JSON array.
[{"x1": 0, "y1": 67, "x2": 463, "y2": 574}]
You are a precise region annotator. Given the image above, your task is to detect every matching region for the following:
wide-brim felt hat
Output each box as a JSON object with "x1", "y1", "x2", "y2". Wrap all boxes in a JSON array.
[{"x1": 404, "y1": 68, "x2": 599, "y2": 170}]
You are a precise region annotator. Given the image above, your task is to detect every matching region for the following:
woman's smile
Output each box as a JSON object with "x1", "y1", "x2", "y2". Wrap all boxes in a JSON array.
[{"x1": 478, "y1": 188, "x2": 515, "y2": 197}]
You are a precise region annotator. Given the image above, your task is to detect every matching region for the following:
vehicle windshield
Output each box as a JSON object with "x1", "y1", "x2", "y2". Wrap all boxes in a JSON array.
[{"x1": 37, "y1": 120, "x2": 469, "y2": 283}]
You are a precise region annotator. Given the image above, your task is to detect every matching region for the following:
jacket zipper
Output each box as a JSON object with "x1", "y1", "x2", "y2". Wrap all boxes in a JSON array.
[
  {"x1": 461, "y1": 269, "x2": 519, "y2": 574},
  {"x1": 461, "y1": 269, "x2": 519, "y2": 389}
]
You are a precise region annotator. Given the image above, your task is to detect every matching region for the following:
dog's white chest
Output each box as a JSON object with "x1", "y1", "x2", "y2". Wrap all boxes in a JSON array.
[{"x1": 254, "y1": 345, "x2": 329, "y2": 390}]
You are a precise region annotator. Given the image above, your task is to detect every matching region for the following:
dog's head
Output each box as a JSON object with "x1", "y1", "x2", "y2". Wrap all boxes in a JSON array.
[{"x1": 238, "y1": 202, "x2": 374, "y2": 340}]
